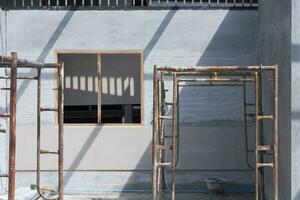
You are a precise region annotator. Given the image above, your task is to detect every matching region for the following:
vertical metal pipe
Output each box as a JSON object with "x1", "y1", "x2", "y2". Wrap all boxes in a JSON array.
[
  {"x1": 152, "y1": 66, "x2": 159, "y2": 200},
  {"x1": 160, "y1": 73, "x2": 166, "y2": 190},
  {"x1": 36, "y1": 68, "x2": 42, "y2": 198},
  {"x1": 57, "y1": 0, "x2": 59, "y2": 6},
  {"x1": 97, "y1": 54, "x2": 101, "y2": 124},
  {"x1": 157, "y1": 72, "x2": 163, "y2": 193},
  {"x1": 171, "y1": 73, "x2": 177, "y2": 200},
  {"x1": 8, "y1": 52, "x2": 17, "y2": 200},
  {"x1": 243, "y1": 81, "x2": 254, "y2": 169},
  {"x1": 258, "y1": 71, "x2": 265, "y2": 199},
  {"x1": 175, "y1": 78, "x2": 180, "y2": 167},
  {"x1": 58, "y1": 63, "x2": 64, "y2": 200},
  {"x1": 254, "y1": 72, "x2": 260, "y2": 200},
  {"x1": 273, "y1": 65, "x2": 279, "y2": 200}
]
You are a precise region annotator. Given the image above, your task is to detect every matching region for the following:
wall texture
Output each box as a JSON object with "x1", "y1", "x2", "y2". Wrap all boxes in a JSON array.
[
  {"x1": 0, "y1": 8, "x2": 259, "y2": 191},
  {"x1": 257, "y1": 0, "x2": 291, "y2": 199}
]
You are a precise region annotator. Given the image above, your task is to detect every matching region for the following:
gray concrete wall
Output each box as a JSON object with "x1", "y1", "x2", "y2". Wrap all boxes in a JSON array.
[
  {"x1": 257, "y1": 0, "x2": 291, "y2": 199},
  {"x1": 0, "y1": 8, "x2": 258, "y2": 187}
]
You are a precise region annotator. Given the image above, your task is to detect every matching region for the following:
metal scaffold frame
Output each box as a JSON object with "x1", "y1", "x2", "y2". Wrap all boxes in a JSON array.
[
  {"x1": 0, "y1": 52, "x2": 64, "y2": 200},
  {"x1": 152, "y1": 65, "x2": 279, "y2": 200}
]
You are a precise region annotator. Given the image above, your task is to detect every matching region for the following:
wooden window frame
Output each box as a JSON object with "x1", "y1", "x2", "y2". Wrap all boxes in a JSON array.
[{"x1": 55, "y1": 49, "x2": 144, "y2": 126}]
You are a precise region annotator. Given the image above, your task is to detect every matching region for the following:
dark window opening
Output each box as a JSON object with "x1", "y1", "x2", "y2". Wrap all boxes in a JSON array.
[
  {"x1": 101, "y1": 104, "x2": 141, "y2": 123},
  {"x1": 64, "y1": 105, "x2": 97, "y2": 123}
]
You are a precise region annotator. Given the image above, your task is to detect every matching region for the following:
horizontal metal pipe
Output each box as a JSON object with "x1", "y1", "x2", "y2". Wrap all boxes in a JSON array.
[
  {"x1": 0, "y1": 55, "x2": 44, "y2": 68},
  {"x1": 0, "y1": 76, "x2": 37, "y2": 80},
  {"x1": 157, "y1": 65, "x2": 276, "y2": 73},
  {"x1": 178, "y1": 84, "x2": 244, "y2": 87},
  {"x1": 40, "y1": 149, "x2": 59, "y2": 154},
  {"x1": 0, "y1": 113, "x2": 10, "y2": 117},
  {"x1": 40, "y1": 107, "x2": 58, "y2": 112},
  {"x1": 0, "y1": 61, "x2": 59, "y2": 69},
  {"x1": 178, "y1": 78, "x2": 254, "y2": 83}
]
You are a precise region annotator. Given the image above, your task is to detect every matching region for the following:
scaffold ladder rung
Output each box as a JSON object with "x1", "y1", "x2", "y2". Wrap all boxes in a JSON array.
[
  {"x1": 156, "y1": 162, "x2": 172, "y2": 167},
  {"x1": 156, "y1": 145, "x2": 173, "y2": 150},
  {"x1": 256, "y1": 145, "x2": 272, "y2": 151},
  {"x1": 257, "y1": 163, "x2": 274, "y2": 168},
  {"x1": 159, "y1": 115, "x2": 173, "y2": 120},
  {"x1": 40, "y1": 149, "x2": 59, "y2": 155},
  {"x1": 40, "y1": 107, "x2": 58, "y2": 112},
  {"x1": 256, "y1": 115, "x2": 273, "y2": 121},
  {"x1": 0, "y1": 112, "x2": 10, "y2": 117}
]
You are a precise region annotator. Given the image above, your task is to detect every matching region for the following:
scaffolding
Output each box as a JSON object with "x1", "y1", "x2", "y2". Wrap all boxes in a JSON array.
[
  {"x1": 152, "y1": 65, "x2": 279, "y2": 200},
  {"x1": 0, "y1": 52, "x2": 64, "y2": 200}
]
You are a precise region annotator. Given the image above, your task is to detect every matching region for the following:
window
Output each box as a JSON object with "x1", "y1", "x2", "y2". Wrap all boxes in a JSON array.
[{"x1": 57, "y1": 51, "x2": 143, "y2": 124}]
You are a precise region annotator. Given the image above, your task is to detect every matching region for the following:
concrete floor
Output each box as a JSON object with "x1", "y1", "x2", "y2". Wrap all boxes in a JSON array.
[{"x1": 64, "y1": 192, "x2": 254, "y2": 200}]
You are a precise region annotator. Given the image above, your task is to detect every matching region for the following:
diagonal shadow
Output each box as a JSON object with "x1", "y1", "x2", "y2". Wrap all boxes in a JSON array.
[
  {"x1": 63, "y1": 126, "x2": 102, "y2": 187},
  {"x1": 144, "y1": 8, "x2": 177, "y2": 61},
  {"x1": 16, "y1": 10, "x2": 75, "y2": 102},
  {"x1": 62, "y1": 8, "x2": 177, "y2": 190},
  {"x1": 119, "y1": 9, "x2": 257, "y2": 199}
]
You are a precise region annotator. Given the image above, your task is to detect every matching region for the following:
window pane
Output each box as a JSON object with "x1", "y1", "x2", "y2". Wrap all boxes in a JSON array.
[
  {"x1": 101, "y1": 53, "x2": 141, "y2": 124},
  {"x1": 58, "y1": 53, "x2": 98, "y2": 123}
]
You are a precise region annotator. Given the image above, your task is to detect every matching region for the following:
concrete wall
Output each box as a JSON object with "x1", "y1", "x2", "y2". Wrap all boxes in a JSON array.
[
  {"x1": 0, "y1": 8, "x2": 258, "y2": 175},
  {"x1": 257, "y1": 0, "x2": 291, "y2": 199}
]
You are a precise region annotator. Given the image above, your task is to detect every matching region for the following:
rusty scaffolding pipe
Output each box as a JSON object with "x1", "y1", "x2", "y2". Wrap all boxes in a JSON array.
[
  {"x1": 8, "y1": 52, "x2": 17, "y2": 200},
  {"x1": 0, "y1": 53, "x2": 64, "y2": 200},
  {"x1": 36, "y1": 63, "x2": 64, "y2": 200},
  {"x1": 152, "y1": 65, "x2": 279, "y2": 200}
]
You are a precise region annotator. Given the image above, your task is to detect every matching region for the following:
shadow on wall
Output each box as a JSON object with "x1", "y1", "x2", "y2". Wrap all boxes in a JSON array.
[
  {"x1": 12, "y1": 7, "x2": 258, "y2": 195},
  {"x1": 16, "y1": 10, "x2": 75, "y2": 103},
  {"x1": 118, "y1": 8, "x2": 258, "y2": 196},
  {"x1": 63, "y1": 126, "x2": 103, "y2": 187}
]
